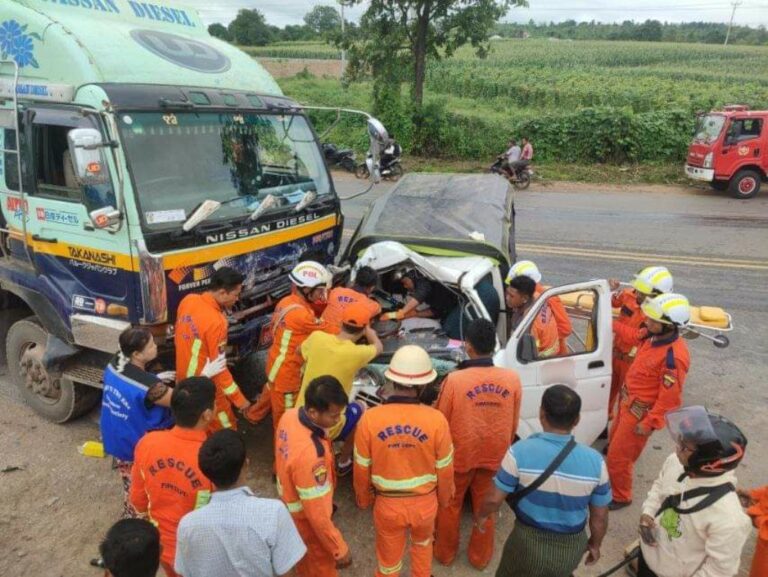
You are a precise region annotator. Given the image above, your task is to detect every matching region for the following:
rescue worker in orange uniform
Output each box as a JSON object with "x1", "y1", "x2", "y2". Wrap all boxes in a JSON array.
[
  {"x1": 606, "y1": 292, "x2": 691, "y2": 510},
  {"x1": 434, "y1": 319, "x2": 522, "y2": 570},
  {"x1": 608, "y1": 266, "x2": 674, "y2": 418},
  {"x1": 507, "y1": 260, "x2": 572, "y2": 355},
  {"x1": 739, "y1": 484, "x2": 768, "y2": 577},
  {"x1": 175, "y1": 267, "x2": 251, "y2": 432},
  {"x1": 322, "y1": 265, "x2": 381, "y2": 334},
  {"x1": 354, "y1": 345, "x2": 455, "y2": 577},
  {"x1": 246, "y1": 261, "x2": 332, "y2": 431},
  {"x1": 275, "y1": 375, "x2": 352, "y2": 577},
  {"x1": 505, "y1": 274, "x2": 559, "y2": 359},
  {"x1": 130, "y1": 377, "x2": 216, "y2": 577}
]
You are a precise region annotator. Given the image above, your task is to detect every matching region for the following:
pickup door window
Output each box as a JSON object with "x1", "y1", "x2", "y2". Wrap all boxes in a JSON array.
[{"x1": 500, "y1": 281, "x2": 612, "y2": 445}]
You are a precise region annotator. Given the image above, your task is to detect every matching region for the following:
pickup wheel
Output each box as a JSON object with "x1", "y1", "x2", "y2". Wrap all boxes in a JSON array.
[
  {"x1": 6, "y1": 318, "x2": 100, "y2": 423},
  {"x1": 729, "y1": 170, "x2": 762, "y2": 199}
]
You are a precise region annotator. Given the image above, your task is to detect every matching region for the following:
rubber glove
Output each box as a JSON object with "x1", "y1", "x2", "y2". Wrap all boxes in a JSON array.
[
  {"x1": 156, "y1": 370, "x2": 176, "y2": 382},
  {"x1": 201, "y1": 353, "x2": 228, "y2": 378}
]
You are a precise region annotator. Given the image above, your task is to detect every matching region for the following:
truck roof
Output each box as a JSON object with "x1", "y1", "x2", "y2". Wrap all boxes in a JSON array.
[{"x1": 2, "y1": 0, "x2": 282, "y2": 96}]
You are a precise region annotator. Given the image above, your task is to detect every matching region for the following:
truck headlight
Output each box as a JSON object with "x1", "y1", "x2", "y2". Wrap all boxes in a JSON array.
[{"x1": 703, "y1": 152, "x2": 713, "y2": 169}]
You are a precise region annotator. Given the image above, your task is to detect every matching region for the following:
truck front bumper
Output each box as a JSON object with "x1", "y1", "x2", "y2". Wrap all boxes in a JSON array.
[{"x1": 685, "y1": 164, "x2": 714, "y2": 182}]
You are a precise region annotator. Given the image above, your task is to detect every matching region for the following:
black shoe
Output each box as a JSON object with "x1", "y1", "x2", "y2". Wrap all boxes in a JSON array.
[
  {"x1": 90, "y1": 557, "x2": 105, "y2": 569},
  {"x1": 336, "y1": 460, "x2": 353, "y2": 477},
  {"x1": 608, "y1": 500, "x2": 632, "y2": 511}
]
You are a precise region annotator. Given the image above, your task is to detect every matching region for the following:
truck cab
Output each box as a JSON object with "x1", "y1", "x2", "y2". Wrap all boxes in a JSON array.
[
  {"x1": 0, "y1": 0, "x2": 381, "y2": 422},
  {"x1": 685, "y1": 105, "x2": 767, "y2": 199}
]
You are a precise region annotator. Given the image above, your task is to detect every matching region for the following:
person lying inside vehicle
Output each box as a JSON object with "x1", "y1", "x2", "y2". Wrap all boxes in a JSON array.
[{"x1": 381, "y1": 269, "x2": 500, "y2": 340}]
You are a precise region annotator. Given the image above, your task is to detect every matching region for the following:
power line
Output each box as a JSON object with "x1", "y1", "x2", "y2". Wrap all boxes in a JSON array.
[{"x1": 724, "y1": 1, "x2": 743, "y2": 45}]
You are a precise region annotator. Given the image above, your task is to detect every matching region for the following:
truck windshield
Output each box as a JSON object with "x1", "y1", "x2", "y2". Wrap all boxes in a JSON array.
[
  {"x1": 118, "y1": 111, "x2": 331, "y2": 229},
  {"x1": 693, "y1": 114, "x2": 726, "y2": 145}
]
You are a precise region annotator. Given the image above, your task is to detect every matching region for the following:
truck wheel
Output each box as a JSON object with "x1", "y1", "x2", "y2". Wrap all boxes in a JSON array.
[
  {"x1": 709, "y1": 180, "x2": 728, "y2": 191},
  {"x1": 729, "y1": 170, "x2": 762, "y2": 199},
  {"x1": 6, "y1": 318, "x2": 100, "y2": 423}
]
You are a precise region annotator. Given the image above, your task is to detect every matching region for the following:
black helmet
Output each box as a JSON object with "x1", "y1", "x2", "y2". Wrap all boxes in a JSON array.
[{"x1": 666, "y1": 406, "x2": 747, "y2": 478}]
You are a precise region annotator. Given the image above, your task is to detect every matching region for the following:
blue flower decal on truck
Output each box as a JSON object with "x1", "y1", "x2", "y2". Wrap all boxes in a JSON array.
[{"x1": 0, "y1": 20, "x2": 41, "y2": 69}]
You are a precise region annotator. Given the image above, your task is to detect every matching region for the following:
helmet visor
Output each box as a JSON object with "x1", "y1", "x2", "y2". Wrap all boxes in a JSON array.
[{"x1": 665, "y1": 406, "x2": 717, "y2": 449}]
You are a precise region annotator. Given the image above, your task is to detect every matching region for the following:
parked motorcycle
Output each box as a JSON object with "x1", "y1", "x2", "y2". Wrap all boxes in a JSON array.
[
  {"x1": 356, "y1": 146, "x2": 404, "y2": 181},
  {"x1": 490, "y1": 157, "x2": 531, "y2": 190},
  {"x1": 322, "y1": 142, "x2": 357, "y2": 173}
]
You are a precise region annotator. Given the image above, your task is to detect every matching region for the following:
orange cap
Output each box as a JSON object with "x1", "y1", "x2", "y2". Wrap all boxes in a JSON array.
[{"x1": 342, "y1": 302, "x2": 372, "y2": 328}]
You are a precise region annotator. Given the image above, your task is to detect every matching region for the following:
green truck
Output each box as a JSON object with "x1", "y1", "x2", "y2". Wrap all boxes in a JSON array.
[{"x1": 0, "y1": 0, "x2": 386, "y2": 422}]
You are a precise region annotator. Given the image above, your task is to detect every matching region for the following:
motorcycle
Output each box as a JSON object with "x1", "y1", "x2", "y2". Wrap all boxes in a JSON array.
[
  {"x1": 355, "y1": 149, "x2": 404, "y2": 181},
  {"x1": 322, "y1": 142, "x2": 357, "y2": 173},
  {"x1": 490, "y1": 156, "x2": 531, "y2": 190}
]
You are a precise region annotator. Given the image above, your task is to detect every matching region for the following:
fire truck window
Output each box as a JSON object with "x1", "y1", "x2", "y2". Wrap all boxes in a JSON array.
[{"x1": 728, "y1": 119, "x2": 763, "y2": 143}]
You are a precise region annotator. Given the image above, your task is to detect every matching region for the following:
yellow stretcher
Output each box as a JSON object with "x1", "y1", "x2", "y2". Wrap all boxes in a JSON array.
[{"x1": 554, "y1": 288, "x2": 733, "y2": 348}]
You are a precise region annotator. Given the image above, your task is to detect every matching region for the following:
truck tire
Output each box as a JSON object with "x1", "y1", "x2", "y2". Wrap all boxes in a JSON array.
[
  {"x1": 729, "y1": 170, "x2": 762, "y2": 199},
  {"x1": 6, "y1": 318, "x2": 100, "y2": 423},
  {"x1": 709, "y1": 180, "x2": 728, "y2": 191}
]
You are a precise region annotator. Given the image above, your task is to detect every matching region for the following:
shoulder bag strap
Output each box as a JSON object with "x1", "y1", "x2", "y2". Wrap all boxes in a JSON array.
[
  {"x1": 656, "y1": 482, "x2": 735, "y2": 517},
  {"x1": 506, "y1": 437, "x2": 577, "y2": 510}
]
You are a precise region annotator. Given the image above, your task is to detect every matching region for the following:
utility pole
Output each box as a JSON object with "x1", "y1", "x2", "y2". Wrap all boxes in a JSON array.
[
  {"x1": 724, "y1": 1, "x2": 742, "y2": 46},
  {"x1": 339, "y1": 0, "x2": 346, "y2": 79}
]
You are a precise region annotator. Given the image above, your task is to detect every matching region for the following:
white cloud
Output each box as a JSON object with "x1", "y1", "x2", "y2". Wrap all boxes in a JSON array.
[{"x1": 187, "y1": 0, "x2": 768, "y2": 28}]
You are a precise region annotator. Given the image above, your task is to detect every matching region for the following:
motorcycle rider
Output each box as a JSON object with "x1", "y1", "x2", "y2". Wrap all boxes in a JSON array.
[
  {"x1": 380, "y1": 136, "x2": 402, "y2": 175},
  {"x1": 509, "y1": 137, "x2": 532, "y2": 177}
]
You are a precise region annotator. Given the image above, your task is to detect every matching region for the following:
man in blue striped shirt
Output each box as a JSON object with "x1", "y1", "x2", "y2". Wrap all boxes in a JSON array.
[{"x1": 476, "y1": 385, "x2": 611, "y2": 577}]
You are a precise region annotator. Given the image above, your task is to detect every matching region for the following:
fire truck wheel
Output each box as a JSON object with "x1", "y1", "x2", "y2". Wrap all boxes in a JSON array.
[
  {"x1": 729, "y1": 169, "x2": 762, "y2": 199},
  {"x1": 6, "y1": 317, "x2": 100, "y2": 423}
]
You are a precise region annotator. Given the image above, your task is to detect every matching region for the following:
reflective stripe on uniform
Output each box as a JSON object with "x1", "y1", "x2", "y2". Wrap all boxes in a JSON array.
[
  {"x1": 223, "y1": 382, "x2": 239, "y2": 396},
  {"x1": 285, "y1": 392, "x2": 295, "y2": 409},
  {"x1": 379, "y1": 561, "x2": 403, "y2": 575},
  {"x1": 412, "y1": 538, "x2": 432, "y2": 547},
  {"x1": 436, "y1": 448, "x2": 453, "y2": 469},
  {"x1": 296, "y1": 482, "x2": 332, "y2": 501},
  {"x1": 186, "y1": 339, "x2": 202, "y2": 377},
  {"x1": 268, "y1": 329, "x2": 293, "y2": 383},
  {"x1": 194, "y1": 490, "x2": 211, "y2": 509},
  {"x1": 354, "y1": 449, "x2": 371, "y2": 467},
  {"x1": 539, "y1": 341, "x2": 559, "y2": 359},
  {"x1": 276, "y1": 474, "x2": 305, "y2": 512},
  {"x1": 372, "y1": 473, "x2": 437, "y2": 491},
  {"x1": 218, "y1": 411, "x2": 232, "y2": 429}
]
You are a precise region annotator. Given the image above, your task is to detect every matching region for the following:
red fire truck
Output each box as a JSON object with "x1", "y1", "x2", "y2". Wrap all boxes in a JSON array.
[{"x1": 685, "y1": 105, "x2": 766, "y2": 199}]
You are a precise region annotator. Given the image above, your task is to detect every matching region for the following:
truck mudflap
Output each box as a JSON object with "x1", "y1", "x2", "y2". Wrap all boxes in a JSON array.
[{"x1": 685, "y1": 164, "x2": 714, "y2": 182}]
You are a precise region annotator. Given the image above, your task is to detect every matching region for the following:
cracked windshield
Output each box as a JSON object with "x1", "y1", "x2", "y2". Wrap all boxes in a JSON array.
[{"x1": 119, "y1": 111, "x2": 330, "y2": 228}]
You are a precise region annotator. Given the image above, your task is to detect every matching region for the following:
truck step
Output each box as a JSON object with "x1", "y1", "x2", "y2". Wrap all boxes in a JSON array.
[{"x1": 63, "y1": 364, "x2": 104, "y2": 389}]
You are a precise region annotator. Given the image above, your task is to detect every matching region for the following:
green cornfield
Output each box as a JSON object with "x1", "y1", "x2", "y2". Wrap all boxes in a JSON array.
[{"x1": 254, "y1": 39, "x2": 768, "y2": 164}]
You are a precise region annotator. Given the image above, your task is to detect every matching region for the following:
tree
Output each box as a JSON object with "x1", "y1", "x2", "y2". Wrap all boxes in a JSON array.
[
  {"x1": 207, "y1": 23, "x2": 231, "y2": 42},
  {"x1": 303, "y1": 5, "x2": 342, "y2": 36},
  {"x1": 340, "y1": 0, "x2": 527, "y2": 107},
  {"x1": 228, "y1": 9, "x2": 274, "y2": 46}
]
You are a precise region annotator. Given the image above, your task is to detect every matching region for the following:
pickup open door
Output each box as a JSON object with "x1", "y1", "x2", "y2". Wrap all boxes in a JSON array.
[{"x1": 495, "y1": 279, "x2": 613, "y2": 445}]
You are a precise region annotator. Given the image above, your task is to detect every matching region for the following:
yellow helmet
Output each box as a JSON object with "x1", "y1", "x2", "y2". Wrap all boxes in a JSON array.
[
  {"x1": 384, "y1": 345, "x2": 437, "y2": 387},
  {"x1": 642, "y1": 293, "x2": 690, "y2": 327},
  {"x1": 631, "y1": 266, "x2": 674, "y2": 296},
  {"x1": 506, "y1": 260, "x2": 541, "y2": 285}
]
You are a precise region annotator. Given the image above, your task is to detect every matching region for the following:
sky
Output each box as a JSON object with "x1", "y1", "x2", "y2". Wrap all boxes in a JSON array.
[{"x1": 189, "y1": 1, "x2": 768, "y2": 29}]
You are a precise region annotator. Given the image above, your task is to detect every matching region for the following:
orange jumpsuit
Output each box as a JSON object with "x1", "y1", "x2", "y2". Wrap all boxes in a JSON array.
[
  {"x1": 249, "y1": 293, "x2": 330, "y2": 431},
  {"x1": 748, "y1": 486, "x2": 768, "y2": 577},
  {"x1": 434, "y1": 359, "x2": 522, "y2": 569},
  {"x1": 130, "y1": 427, "x2": 212, "y2": 577},
  {"x1": 532, "y1": 302, "x2": 560, "y2": 358},
  {"x1": 275, "y1": 408, "x2": 349, "y2": 577},
  {"x1": 322, "y1": 286, "x2": 381, "y2": 334},
  {"x1": 536, "y1": 283, "x2": 573, "y2": 356},
  {"x1": 610, "y1": 289, "x2": 646, "y2": 417},
  {"x1": 354, "y1": 398, "x2": 455, "y2": 577},
  {"x1": 606, "y1": 332, "x2": 690, "y2": 503},
  {"x1": 175, "y1": 293, "x2": 249, "y2": 432}
]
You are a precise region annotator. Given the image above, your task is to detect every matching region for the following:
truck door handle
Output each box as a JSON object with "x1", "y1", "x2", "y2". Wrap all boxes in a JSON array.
[
  {"x1": 588, "y1": 360, "x2": 604, "y2": 369},
  {"x1": 754, "y1": 148, "x2": 760, "y2": 157},
  {"x1": 32, "y1": 234, "x2": 58, "y2": 244}
]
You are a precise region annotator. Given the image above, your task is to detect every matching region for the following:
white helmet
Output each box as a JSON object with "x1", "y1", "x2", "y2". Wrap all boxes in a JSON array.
[
  {"x1": 384, "y1": 345, "x2": 437, "y2": 387},
  {"x1": 506, "y1": 260, "x2": 542, "y2": 284},
  {"x1": 289, "y1": 261, "x2": 331, "y2": 289},
  {"x1": 631, "y1": 266, "x2": 674, "y2": 296},
  {"x1": 642, "y1": 293, "x2": 690, "y2": 327}
]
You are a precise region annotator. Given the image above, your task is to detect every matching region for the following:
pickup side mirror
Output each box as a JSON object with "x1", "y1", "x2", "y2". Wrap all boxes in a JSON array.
[
  {"x1": 67, "y1": 128, "x2": 109, "y2": 185},
  {"x1": 89, "y1": 205, "x2": 120, "y2": 230},
  {"x1": 518, "y1": 333, "x2": 537, "y2": 363}
]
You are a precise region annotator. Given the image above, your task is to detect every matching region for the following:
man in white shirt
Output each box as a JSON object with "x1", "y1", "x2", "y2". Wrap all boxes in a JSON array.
[
  {"x1": 175, "y1": 430, "x2": 306, "y2": 577},
  {"x1": 637, "y1": 406, "x2": 751, "y2": 577},
  {"x1": 505, "y1": 139, "x2": 522, "y2": 163}
]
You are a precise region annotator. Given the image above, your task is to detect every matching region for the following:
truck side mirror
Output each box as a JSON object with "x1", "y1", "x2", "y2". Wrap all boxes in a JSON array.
[
  {"x1": 89, "y1": 205, "x2": 120, "y2": 230},
  {"x1": 518, "y1": 333, "x2": 537, "y2": 363},
  {"x1": 67, "y1": 128, "x2": 109, "y2": 185}
]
